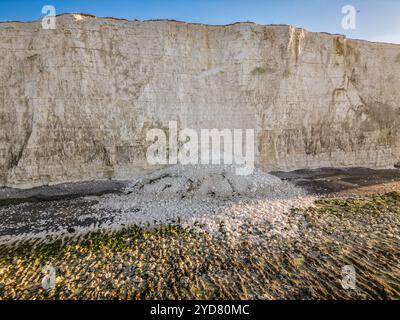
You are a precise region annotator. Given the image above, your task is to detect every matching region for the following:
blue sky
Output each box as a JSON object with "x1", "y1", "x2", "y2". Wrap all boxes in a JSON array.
[{"x1": 1, "y1": 0, "x2": 400, "y2": 43}]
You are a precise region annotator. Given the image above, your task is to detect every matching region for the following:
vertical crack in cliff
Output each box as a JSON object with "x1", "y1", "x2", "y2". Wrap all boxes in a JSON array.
[
  {"x1": 288, "y1": 26, "x2": 306, "y2": 64},
  {"x1": 8, "y1": 99, "x2": 33, "y2": 171},
  {"x1": 4, "y1": 53, "x2": 37, "y2": 182}
]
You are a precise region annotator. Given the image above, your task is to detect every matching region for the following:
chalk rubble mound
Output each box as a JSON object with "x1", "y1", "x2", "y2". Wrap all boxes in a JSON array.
[{"x1": 124, "y1": 164, "x2": 284, "y2": 199}]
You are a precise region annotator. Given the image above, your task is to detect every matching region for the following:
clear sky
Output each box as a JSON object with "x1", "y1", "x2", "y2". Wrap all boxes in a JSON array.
[{"x1": 1, "y1": 0, "x2": 400, "y2": 43}]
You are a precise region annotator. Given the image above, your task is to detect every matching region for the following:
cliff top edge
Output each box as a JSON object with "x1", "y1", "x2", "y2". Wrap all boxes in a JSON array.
[{"x1": 0, "y1": 13, "x2": 399, "y2": 46}]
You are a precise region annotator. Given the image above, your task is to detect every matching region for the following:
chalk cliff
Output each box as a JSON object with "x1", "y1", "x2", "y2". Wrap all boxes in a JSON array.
[{"x1": 1, "y1": 14, "x2": 400, "y2": 188}]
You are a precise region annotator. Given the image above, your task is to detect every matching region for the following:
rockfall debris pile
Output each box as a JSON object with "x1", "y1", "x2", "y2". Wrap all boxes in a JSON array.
[
  {"x1": 92, "y1": 164, "x2": 315, "y2": 246},
  {"x1": 0, "y1": 165, "x2": 315, "y2": 247}
]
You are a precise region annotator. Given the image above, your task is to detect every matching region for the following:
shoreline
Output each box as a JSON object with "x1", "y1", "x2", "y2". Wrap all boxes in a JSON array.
[{"x1": 2, "y1": 167, "x2": 400, "y2": 206}]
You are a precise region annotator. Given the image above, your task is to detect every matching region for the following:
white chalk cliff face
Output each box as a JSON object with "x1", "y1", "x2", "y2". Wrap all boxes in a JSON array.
[{"x1": 0, "y1": 14, "x2": 400, "y2": 188}]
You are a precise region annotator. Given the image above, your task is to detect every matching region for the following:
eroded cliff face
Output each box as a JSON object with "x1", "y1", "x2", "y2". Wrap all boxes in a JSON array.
[{"x1": 1, "y1": 14, "x2": 400, "y2": 188}]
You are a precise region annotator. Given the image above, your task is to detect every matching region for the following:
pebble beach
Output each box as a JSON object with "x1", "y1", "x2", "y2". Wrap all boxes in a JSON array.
[{"x1": 0, "y1": 166, "x2": 399, "y2": 299}]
